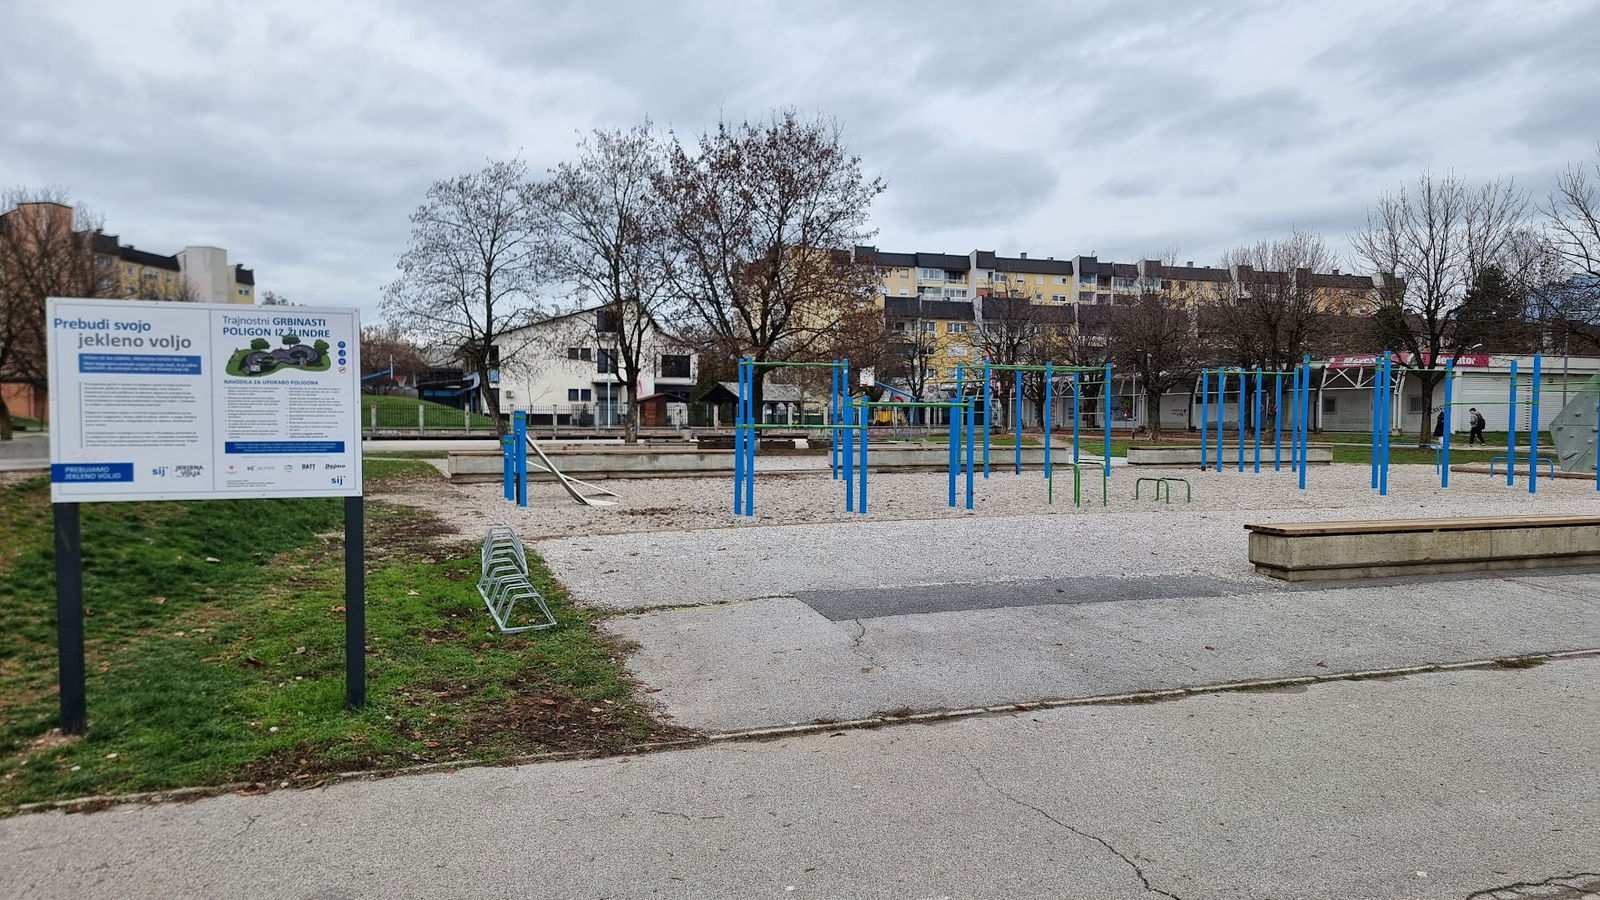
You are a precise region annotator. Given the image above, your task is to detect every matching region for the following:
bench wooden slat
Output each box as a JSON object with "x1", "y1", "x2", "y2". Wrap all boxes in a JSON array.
[{"x1": 1244, "y1": 514, "x2": 1600, "y2": 536}]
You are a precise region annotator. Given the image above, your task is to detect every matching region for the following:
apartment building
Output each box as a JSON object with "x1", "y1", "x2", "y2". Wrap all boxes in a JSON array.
[
  {"x1": 0, "y1": 200, "x2": 257, "y2": 304},
  {"x1": 95, "y1": 235, "x2": 256, "y2": 303},
  {"x1": 856, "y1": 245, "x2": 1382, "y2": 312}
]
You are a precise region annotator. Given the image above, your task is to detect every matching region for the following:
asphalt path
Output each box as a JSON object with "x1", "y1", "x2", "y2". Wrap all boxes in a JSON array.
[{"x1": 3, "y1": 658, "x2": 1594, "y2": 900}]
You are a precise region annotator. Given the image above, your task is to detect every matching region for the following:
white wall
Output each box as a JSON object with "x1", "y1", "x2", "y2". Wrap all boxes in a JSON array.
[{"x1": 178, "y1": 246, "x2": 230, "y2": 303}]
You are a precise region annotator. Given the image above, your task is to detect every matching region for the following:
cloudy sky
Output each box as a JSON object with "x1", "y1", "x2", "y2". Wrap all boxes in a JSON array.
[{"x1": 4, "y1": 0, "x2": 1596, "y2": 317}]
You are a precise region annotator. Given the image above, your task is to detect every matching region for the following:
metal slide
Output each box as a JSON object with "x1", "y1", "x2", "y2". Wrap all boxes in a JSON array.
[
  {"x1": 1547, "y1": 374, "x2": 1600, "y2": 474},
  {"x1": 524, "y1": 434, "x2": 621, "y2": 507}
]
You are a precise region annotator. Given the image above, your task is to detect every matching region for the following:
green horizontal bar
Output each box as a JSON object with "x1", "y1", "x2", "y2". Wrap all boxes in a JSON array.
[
  {"x1": 981, "y1": 364, "x2": 1106, "y2": 372},
  {"x1": 864, "y1": 401, "x2": 972, "y2": 408},
  {"x1": 740, "y1": 361, "x2": 844, "y2": 368},
  {"x1": 735, "y1": 423, "x2": 868, "y2": 430}
]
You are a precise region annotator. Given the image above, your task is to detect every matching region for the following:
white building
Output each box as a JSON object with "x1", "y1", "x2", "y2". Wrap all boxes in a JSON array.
[{"x1": 492, "y1": 305, "x2": 697, "y2": 429}]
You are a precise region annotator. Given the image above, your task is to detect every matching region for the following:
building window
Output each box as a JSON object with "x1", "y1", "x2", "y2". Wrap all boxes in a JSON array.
[
  {"x1": 891, "y1": 320, "x2": 906, "y2": 332},
  {"x1": 660, "y1": 354, "x2": 691, "y2": 378},
  {"x1": 1112, "y1": 277, "x2": 1133, "y2": 289},
  {"x1": 1050, "y1": 294, "x2": 1067, "y2": 302},
  {"x1": 596, "y1": 349, "x2": 617, "y2": 374},
  {"x1": 917, "y1": 267, "x2": 945, "y2": 281},
  {"x1": 1079, "y1": 274, "x2": 1097, "y2": 286},
  {"x1": 898, "y1": 287, "x2": 909, "y2": 296},
  {"x1": 580, "y1": 347, "x2": 593, "y2": 361},
  {"x1": 921, "y1": 322, "x2": 936, "y2": 333},
  {"x1": 596, "y1": 309, "x2": 620, "y2": 333},
  {"x1": 567, "y1": 347, "x2": 581, "y2": 359},
  {"x1": 567, "y1": 388, "x2": 580, "y2": 401},
  {"x1": 943, "y1": 288, "x2": 967, "y2": 298},
  {"x1": 1323, "y1": 396, "x2": 1337, "y2": 414},
  {"x1": 947, "y1": 322, "x2": 967, "y2": 334}
]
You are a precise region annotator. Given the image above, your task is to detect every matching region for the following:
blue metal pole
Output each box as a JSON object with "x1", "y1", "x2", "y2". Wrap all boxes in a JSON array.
[
  {"x1": 858, "y1": 398, "x2": 869, "y2": 512},
  {"x1": 1529, "y1": 353, "x2": 1542, "y2": 494},
  {"x1": 1236, "y1": 368, "x2": 1245, "y2": 473},
  {"x1": 983, "y1": 362, "x2": 992, "y2": 478},
  {"x1": 948, "y1": 391, "x2": 957, "y2": 507},
  {"x1": 1200, "y1": 370, "x2": 1210, "y2": 471},
  {"x1": 1441, "y1": 361, "x2": 1454, "y2": 487},
  {"x1": 1273, "y1": 372, "x2": 1282, "y2": 471},
  {"x1": 829, "y1": 362, "x2": 839, "y2": 479},
  {"x1": 1507, "y1": 359, "x2": 1519, "y2": 487},
  {"x1": 1071, "y1": 371, "x2": 1080, "y2": 464},
  {"x1": 1013, "y1": 369, "x2": 1023, "y2": 475},
  {"x1": 956, "y1": 362, "x2": 966, "y2": 475},
  {"x1": 733, "y1": 360, "x2": 743, "y2": 515},
  {"x1": 1297, "y1": 358, "x2": 1310, "y2": 490},
  {"x1": 1216, "y1": 369, "x2": 1226, "y2": 473},
  {"x1": 1044, "y1": 364, "x2": 1054, "y2": 480},
  {"x1": 1102, "y1": 363, "x2": 1112, "y2": 480},
  {"x1": 514, "y1": 410, "x2": 528, "y2": 508},
  {"x1": 1370, "y1": 357, "x2": 1381, "y2": 490},
  {"x1": 1379, "y1": 355, "x2": 1391, "y2": 496},
  {"x1": 745, "y1": 360, "x2": 755, "y2": 516},
  {"x1": 502, "y1": 435, "x2": 514, "y2": 500},
  {"x1": 965, "y1": 399, "x2": 975, "y2": 510},
  {"x1": 843, "y1": 390, "x2": 854, "y2": 513},
  {"x1": 1253, "y1": 367, "x2": 1263, "y2": 473}
]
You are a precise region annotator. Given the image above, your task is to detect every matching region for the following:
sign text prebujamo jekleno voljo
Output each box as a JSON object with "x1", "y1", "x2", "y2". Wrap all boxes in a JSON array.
[{"x1": 46, "y1": 297, "x2": 362, "y2": 501}]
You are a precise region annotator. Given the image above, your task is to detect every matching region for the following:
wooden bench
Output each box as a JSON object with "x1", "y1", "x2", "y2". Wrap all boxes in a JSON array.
[{"x1": 1245, "y1": 514, "x2": 1600, "y2": 581}]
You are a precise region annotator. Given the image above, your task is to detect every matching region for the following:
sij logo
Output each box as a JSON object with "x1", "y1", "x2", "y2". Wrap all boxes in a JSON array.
[
  {"x1": 150, "y1": 466, "x2": 168, "y2": 477},
  {"x1": 330, "y1": 475, "x2": 346, "y2": 486}
]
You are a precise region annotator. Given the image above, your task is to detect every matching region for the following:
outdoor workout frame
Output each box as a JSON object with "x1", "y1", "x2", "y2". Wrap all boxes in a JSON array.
[
  {"x1": 1201, "y1": 351, "x2": 1564, "y2": 497},
  {"x1": 976, "y1": 360, "x2": 1113, "y2": 485},
  {"x1": 1198, "y1": 364, "x2": 1301, "y2": 479}
]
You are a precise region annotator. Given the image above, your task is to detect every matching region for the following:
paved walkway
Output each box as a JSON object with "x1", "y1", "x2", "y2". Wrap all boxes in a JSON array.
[{"x1": 3, "y1": 659, "x2": 1595, "y2": 900}]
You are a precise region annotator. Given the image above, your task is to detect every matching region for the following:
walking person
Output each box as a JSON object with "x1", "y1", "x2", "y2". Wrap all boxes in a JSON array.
[
  {"x1": 1434, "y1": 409, "x2": 1445, "y2": 443},
  {"x1": 1468, "y1": 407, "x2": 1487, "y2": 445}
]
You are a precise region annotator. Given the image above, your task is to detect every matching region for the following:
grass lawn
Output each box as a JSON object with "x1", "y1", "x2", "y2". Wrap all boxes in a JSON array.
[
  {"x1": 0, "y1": 457, "x2": 679, "y2": 812},
  {"x1": 364, "y1": 394, "x2": 496, "y2": 430}
]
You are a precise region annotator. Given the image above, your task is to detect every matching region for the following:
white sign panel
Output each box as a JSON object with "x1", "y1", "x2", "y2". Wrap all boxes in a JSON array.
[{"x1": 46, "y1": 298, "x2": 362, "y2": 502}]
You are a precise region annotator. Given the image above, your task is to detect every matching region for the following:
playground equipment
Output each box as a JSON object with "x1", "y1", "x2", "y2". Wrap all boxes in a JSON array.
[
  {"x1": 500, "y1": 411, "x2": 622, "y2": 507},
  {"x1": 729, "y1": 357, "x2": 1117, "y2": 516},
  {"x1": 1198, "y1": 360, "x2": 1311, "y2": 487},
  {"x1": 1202, "y1": 351, "x2": 1599, "y2": 496},
  {"x1": 1135, "y1": 476, "x2": 1192, "y2": 504}
]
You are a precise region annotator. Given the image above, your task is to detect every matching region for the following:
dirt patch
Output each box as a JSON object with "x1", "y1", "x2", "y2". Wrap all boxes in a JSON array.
[
  {"x1": 463, "y1": 688, "x2": 694, "y2": 753},
  {"x1": 618, "y1": 507, "x2": 676, "y2": 517},
  {"x1": 23, "y1": 730, "x2": 81, "y2": 754}
]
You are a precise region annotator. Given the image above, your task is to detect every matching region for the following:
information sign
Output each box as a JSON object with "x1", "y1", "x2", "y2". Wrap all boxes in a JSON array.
[{"x1": 46, "y1": 298, "x2": 362, "y2": 501}]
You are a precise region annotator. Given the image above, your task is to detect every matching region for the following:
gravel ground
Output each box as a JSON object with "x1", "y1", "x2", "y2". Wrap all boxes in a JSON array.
[{"x1": 428, "y1": 463, "x2": 1600, "y2": 542}]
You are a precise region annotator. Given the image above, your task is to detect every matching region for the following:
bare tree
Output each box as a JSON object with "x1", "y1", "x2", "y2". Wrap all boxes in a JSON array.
[
  {"x1": 0, "y1": 190, "x2": 115, "y2": 439},
  {"x1": 1215, "y1": 230, "x2": 1334, "y2": 371},
  {"x1": 259, "y1": 290, "x2": 293, "y2": 306},
  {"x1": 1541, "y1": 146, "x2": 1600, "y2": 349},
  {"x1": 359, "y1": 323, "x2": 429, "y2": 392},
  {"x1": 975, "y1": 295, "x2": 1044, "y2": 426},
  {"x1": 1103, "y1": 285, "x2": 1201, "y2": 441},
  {"x1": 383, "y1": 159, "x2": 543, "y2": 433},
  {"x1": 656, "y1": 109, "x2": 885, "y2": 415},
  {"x1": 1350, "y1": 172, "x2": 1527, "y2": 442},
  {"x1": 531, "y1": 123, "x2": 672, "y2": 442}
]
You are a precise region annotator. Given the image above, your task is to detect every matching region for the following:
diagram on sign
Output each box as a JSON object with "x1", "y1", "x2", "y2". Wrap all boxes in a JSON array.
[{"x1": 225, "y1": 333, "x2": 331, "y2": 377}]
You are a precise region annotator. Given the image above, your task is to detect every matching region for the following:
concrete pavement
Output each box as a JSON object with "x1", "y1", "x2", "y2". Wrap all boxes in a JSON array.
[
  {"x1": 604, "y1": 572, "x2": 1600, "y2": 731},
  {"x1": 3, "y1": 658, "x2": 1595, "y2": 900}
]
